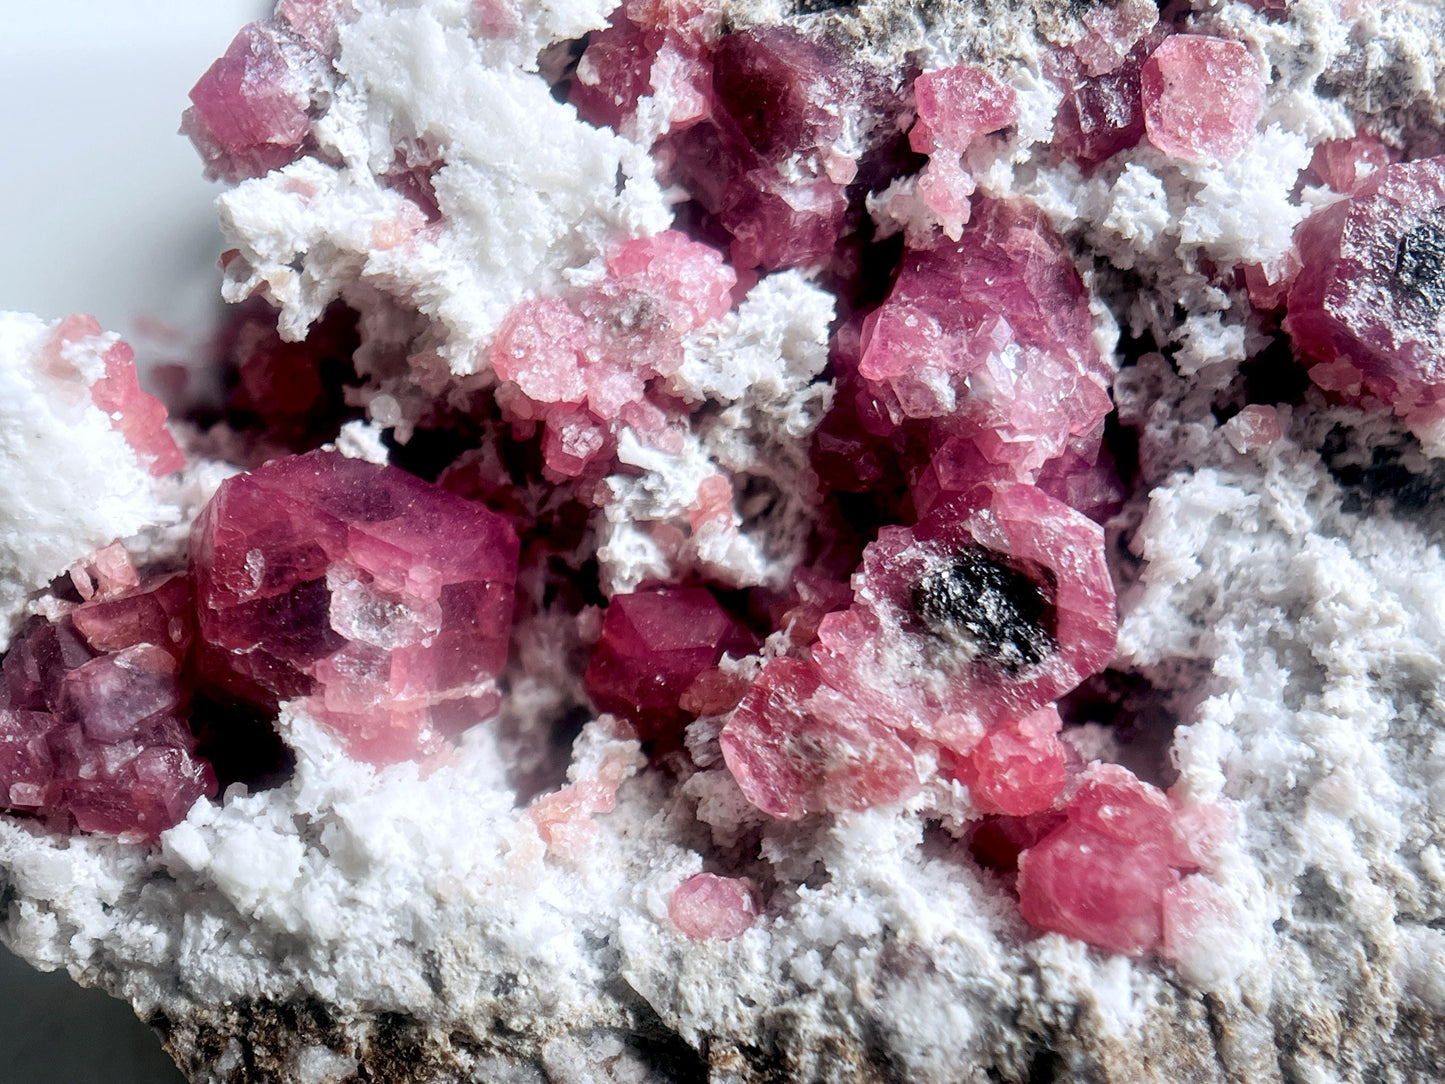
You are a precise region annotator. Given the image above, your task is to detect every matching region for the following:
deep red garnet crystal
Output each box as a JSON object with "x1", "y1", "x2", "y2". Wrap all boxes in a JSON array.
[
  {"x1": 584, "y1": 586, "x2": 756, "y2": 742},
  {"x1": 191, "y1": 449, "x2": 519, "y2": 763}
]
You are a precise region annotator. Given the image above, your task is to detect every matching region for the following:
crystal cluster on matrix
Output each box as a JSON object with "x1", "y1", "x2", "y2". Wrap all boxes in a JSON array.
[
  {"x1": 0, "y1": 577, "x2": 214, "y2": 841},
  {"x1": 0, "y1": 439, "x2": 525, "y2": 836},
  {"x1": 489, "y1": 229, "x2": 734, "y2": 482},
  {"x1": 553, "y1": 0, "x2": 1245, "y2": 960},
  {"x1": 1286, "y1": 156, "x2": 1445, "y2": 442},
  {"x1": 1018, "y1": 765, "x2": 1231, "y2": 959},
  {"x1": 721, "y1": 483, "x2": 1116, "y2": 820},
  {"x1": 572, "y1": 3, "x2": 913, "y2": 272},
  {"x1": 191, "y1": 449, "x2": 519, "y2": 763},
  {"x1": 907, "y1": 64, "x2": 1017, "y2": 238},
  {"x1": 1, "y1": 0, "x2": 1305, "y2": 971}
]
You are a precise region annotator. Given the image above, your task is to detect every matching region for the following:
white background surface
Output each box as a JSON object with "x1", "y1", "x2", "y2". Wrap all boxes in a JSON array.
[{"x1": 0, "y1": 3, "x2": 267, "y2": 1080}]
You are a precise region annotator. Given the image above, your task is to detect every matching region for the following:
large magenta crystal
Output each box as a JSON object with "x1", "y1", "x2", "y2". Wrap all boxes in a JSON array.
[
  {"x1": 191, "y1": 449, "x2": 519, "y2": 763},
  {"x1": 813, "y1": 483, "x2": 1116, "y2": 744},
  {"x1": 584, "y1": 586, "x2": 755, "y2": 742},
  {"x1": 1285, "y1": 156, "x2": 1445, "y2": 435}
]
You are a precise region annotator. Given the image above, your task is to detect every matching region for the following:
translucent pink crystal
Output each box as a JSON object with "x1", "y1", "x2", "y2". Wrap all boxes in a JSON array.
[
  {"x1": 45, "y1": 316, "x2": 184, "y2": 477},
  {"x1": 1045, "y1": 41, "x2": 1151, "y2": 168},
  {"x1": 181, "y1": 21, "x2": 323, "y2": 182},
  {"x1": 1284, "y1": 157, "x2": 1445, "y2": 432},
  {"x1": 813, "y1": 483, "x2": 1117, "y2": 741},
  {"x1": 1017, "y1": 819, "x2": 1177, "y2": 955},
  {"x1": 719, "y1": 657, "x2": 919, "y2": 819},
  {"x1": 91, "y1": 339, "x2": 187, "y2": 476},
  {"x1": 669, "y1": 872, "x2": 759, "y2": 940},
  {"x1": 1307, "y1": 135, "x2": 1396, "y2": 193},
  {"x1": 650, "y1": 25, "x2": 907, "y2": 270},
  {"x1": 1015, "y1": 764, "x2": 1229, "y2": 956},
  {"x1": 0, "y1": 577, "x2": 215, "y2": 841},
  {"x1": 1139, "y1": 36, "x2": 1263, "y2": 162},
  {"x1": 584, "y1": 586, "x2": 755, "y2": 742},
  {"x1": 952, "y1": 705, "x2": 1067, "y2": 816},
  {"x1": 909, "y1": 66, "x2": 1016, "y2": 156},
  {"x1": 191, "y1": 449, "x2": 519, "y2": 763},
  {"x1": 1222, "y1": 404, "x2": 1283, "y2": 453},
  {"x1": 854, "y1": 199, "x2": 1110, "y2": 484}
]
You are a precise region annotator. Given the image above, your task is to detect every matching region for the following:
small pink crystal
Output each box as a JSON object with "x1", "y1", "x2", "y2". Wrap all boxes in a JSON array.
[
  {"x1": 1017, "y1": 820, "x2": 1177, "y2": 956},
  {"x1": 181, "y1": 21, "x2": 323, "y2": 182},
  {"x1": 1045, "y1": 40, "x2": 1152, "y2": 168},
  {"x1": 191, "y1": 449, "x2": 519, "y2": 763},
  {"x1": 1285, "y1": 157, "x2": 1445, "y2": 432},
  {"x1": 90, "y1": 340, "x2": 187, "y2": 476},
  {"x1": 1015, "y1": 764, "x2": 1233, "y2": 956},
  {"x1": 909, "y1": 65, "x2": 1016, "y2": 156},
  {"x1": 720, "y1": 657, "x2": 919, "y2": 819},
  {"x1": 1140, "y1": 36, "x2": 1263, "y2": 162},
  {"x1": 584, "y1": 586, "x2": 755, "y2": 742},
  {"x1": 669, "y1": 872, "x2": 759, "y2": 940},
  {"x1": 1068, "y1": 763, "x2": 1174, "y2": 848},
  {"x1": 1223, "y1": 405, "x2": 1283, "y2": 453},
  {"x1": 953, "y1": 705, "x2": 1068, "y2": 816},
  {"x1": 43, "y1": 316, "x2": 184, "y2": 476},
  {"x1": 1308, "y1": 135, "x2": 1396, "y2": 193}
]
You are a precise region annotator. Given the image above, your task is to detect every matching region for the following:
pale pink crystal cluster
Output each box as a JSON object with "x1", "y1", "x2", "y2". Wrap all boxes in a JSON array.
[{"x1": 46, "y1": 315, "x2": 185, "y2": 476}]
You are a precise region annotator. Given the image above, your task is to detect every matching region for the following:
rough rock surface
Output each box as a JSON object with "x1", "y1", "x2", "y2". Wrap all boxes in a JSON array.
[{"x1": 2, "y1": 0, "x2": 1445, "y2": 1082}]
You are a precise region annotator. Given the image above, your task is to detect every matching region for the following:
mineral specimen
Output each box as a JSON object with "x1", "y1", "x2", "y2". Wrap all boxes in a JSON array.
[{"x1": 4, "y1": 0, "x2": 1445, "y2": 1080}]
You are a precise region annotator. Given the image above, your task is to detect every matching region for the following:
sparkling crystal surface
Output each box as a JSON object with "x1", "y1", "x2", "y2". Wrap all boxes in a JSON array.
[
  {"x1": 191, "y1": 449, "x2": 519, "y2": 763},
  {"x1": 1140, "y1": 35, "x2": 1263, "y2": 162}
]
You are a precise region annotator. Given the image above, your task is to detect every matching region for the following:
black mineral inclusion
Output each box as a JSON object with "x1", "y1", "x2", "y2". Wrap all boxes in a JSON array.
[{"x1": 912, "y1": 548, "x2": 1056, "y2": 671}]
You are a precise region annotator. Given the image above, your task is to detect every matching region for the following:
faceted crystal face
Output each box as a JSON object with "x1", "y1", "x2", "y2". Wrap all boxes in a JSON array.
[
  {"x1": 719, "y1": 657, "x2": 920, "y2": 820},
  {"x1": 1139, "y1": 35, "x2": 1263, "y2": 162},
  {"x1": 1286, "y1": 157, "x2": 1445, "y2": 432},
  {"x1": 814, "y1": 483, "x2": 1117, "y2": 740},
  {"x1": 181, "y1": 21, "x2": 323, "y2": 182},
  {"x1": 1015, "y1": 764, "x2": 1227, "y2": 957},
  {"x1": 0, "y1": 578, "x2": 214, "y2": 841},
  {"x1": 191, "y1": 449, "x2": 519, "y2": 763},
  {"x1": 584, "y1": 586, "x2": 756, "y2": 742},
  {"x1": 854, "y1": 199, "x2": 1111, "y2": 488}
]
